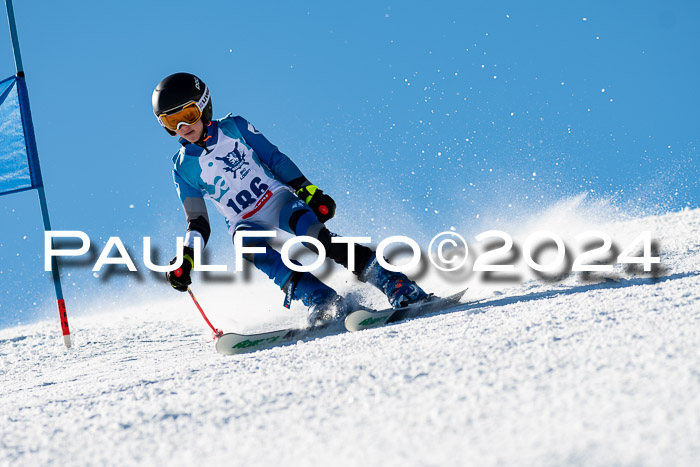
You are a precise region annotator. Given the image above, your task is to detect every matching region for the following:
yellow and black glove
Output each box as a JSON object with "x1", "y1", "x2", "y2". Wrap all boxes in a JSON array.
[
  {"x1": 165, "y1": 246, "x2": 194, "y2": 292},
  {"x1": 296, "y1": 185, "x2": 336, "y2": 223}
]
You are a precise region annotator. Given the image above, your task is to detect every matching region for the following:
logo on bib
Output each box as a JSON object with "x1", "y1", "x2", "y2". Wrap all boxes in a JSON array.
[{"x1": 216, "y1": 141, "x2": 250, "y2": 179}]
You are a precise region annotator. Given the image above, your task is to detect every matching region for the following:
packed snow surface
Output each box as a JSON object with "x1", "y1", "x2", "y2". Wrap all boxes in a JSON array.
[{"x1": 1, "y1": 208, "x2": 699, "y2": 466}]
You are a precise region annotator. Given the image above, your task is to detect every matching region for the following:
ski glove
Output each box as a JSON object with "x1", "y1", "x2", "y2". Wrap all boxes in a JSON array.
[
  {"x1": 296, "y1": 185, "x2": 336, "y2": 223},
  {"x1": 166, "y1": 246, "x2": 194, "y2": 292}
]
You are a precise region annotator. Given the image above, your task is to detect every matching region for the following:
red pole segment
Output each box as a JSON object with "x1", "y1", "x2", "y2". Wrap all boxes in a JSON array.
[{"x1": 187, "y1": 287, "x2": 223, "y2": 339}]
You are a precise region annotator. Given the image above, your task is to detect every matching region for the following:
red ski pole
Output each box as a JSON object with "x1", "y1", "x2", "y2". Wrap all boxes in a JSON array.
[
  {"x1": 174, "y1": 268, "x2": 223, "y2": 339},
  {"x1": 186, "y1": 287, "x2": 223, "y2": 339}
]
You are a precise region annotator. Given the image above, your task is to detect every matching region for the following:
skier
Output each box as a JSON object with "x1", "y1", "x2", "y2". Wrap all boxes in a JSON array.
[{"x1": 152, "y1": 72, "x2": 428, "y2": 322}]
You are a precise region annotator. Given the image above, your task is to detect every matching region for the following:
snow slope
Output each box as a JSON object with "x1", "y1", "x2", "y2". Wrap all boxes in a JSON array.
[{"x1": 1, "y1": 207, "x2": 699, "y2": 466}]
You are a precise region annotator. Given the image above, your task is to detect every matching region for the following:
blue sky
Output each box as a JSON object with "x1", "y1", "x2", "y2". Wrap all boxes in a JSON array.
[{"x1": 1, "y1": 0, "x2": 698, "y2": 327}]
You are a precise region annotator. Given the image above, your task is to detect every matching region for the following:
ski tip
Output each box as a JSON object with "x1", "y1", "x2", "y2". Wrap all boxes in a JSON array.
[{"x1": 455, "y1": 287, "x2": 469, "y2": 301}]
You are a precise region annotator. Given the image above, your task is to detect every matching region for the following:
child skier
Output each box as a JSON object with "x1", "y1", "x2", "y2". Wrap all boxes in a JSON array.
[{"x1": 152, "y1": 72, "x2": 428, "y2": 321}]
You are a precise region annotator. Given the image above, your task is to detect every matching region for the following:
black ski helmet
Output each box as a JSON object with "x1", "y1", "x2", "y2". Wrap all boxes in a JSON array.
[{"x1": 152, "y1": 72, "x2": 213, "y2": 135}]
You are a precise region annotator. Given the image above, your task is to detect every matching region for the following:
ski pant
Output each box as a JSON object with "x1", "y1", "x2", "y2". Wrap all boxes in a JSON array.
[{"x1": 233, "y1": 189, "x2": 374, "y2": 305}]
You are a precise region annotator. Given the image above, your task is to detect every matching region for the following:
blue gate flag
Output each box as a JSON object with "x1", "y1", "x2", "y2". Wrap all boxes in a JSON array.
[{"x1": 0, "y1": 74, "x2": 43, "y2": 196}]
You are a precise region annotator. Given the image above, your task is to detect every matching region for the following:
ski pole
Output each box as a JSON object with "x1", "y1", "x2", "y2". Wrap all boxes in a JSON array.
[
  {"x1": 174, "y1": 267, "x2": 223, "y2": 338},
  {"x1": 186, "y1": 287, "x2": 223, "y2": 339}
]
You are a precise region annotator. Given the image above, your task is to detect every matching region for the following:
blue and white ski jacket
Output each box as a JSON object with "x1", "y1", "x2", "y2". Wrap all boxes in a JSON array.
[{"x1": 172, "y1": 115, "x2": 308, "y2": 247}]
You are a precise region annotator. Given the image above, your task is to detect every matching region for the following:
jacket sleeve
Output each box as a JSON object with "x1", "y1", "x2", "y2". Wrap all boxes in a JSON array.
[
  {"x1": 173, "y1": 170, "x2": 211, "y2": 248},
  {"x1": 232, "y1": 116, "x2": 311, "y2": 191}
]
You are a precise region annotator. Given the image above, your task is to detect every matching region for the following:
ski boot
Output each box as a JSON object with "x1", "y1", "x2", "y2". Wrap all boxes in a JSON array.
[
  {"x1": 283, "y1": 271, "x2": 348, "y2": 326},
  {"x1": 360, "y1": 254, "x2": 429, "y2": 308},
  {"x1": 307, "y1": 293, "x2": 351, "y2": 325}
]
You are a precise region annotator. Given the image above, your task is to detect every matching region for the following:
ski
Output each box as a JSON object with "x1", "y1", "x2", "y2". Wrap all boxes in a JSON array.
[
  {"x1": 344, "y1": 288, "x2": 468, "y2": 332},
  {"x1": 215, "y1": 324, "x2": 332, "y2": 355},
  {"x1": 215, "y1": 289, "x2": 468, "y2": 354}
]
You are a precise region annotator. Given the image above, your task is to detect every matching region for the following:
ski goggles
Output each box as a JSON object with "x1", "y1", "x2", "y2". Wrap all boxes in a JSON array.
[{"x1": 156, "y1": 86, "x2": 210, "y2": 131}]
